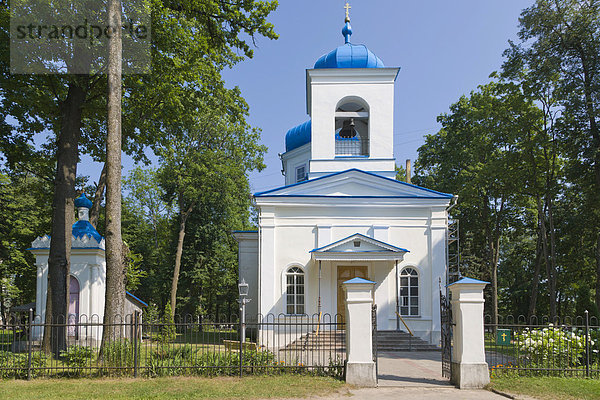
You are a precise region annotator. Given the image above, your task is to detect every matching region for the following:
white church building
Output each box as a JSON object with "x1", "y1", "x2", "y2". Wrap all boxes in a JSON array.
[{"x1": 235, "y1": 13, "x2": 455, "y2": 345}]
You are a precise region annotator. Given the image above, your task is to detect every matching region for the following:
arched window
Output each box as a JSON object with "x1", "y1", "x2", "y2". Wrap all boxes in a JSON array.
[
  {"x1": 399, "y1": 267, "x2": 419, "y2": 316},
  {"x1": 335, "y1": 99, "x2": 369, "y2": 156},
  {"x1": 286, "y1": 266, "x2": 305, "y2": 315}
]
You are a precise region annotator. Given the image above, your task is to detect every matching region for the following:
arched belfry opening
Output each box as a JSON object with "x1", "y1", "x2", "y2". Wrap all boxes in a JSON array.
[{"x1": 335, "y1": 98, "x2": 369, "y2": 156}]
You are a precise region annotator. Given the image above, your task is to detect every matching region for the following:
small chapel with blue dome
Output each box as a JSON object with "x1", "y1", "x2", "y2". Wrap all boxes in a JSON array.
[
  {"x1": 29, "y1": 194, "x2": 146, "y2": 342},
  {"x1": 235, "y1": 5, "x2": 455, "y2": 348}
]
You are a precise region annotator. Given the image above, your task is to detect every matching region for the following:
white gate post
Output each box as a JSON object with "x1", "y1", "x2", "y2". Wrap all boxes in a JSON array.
[
  {"x1": 343, "y1": 277, "x2": 377, "y2": 387},
  {"x1": 448, "y1": 277, "x2": 490, "y2": 389}
]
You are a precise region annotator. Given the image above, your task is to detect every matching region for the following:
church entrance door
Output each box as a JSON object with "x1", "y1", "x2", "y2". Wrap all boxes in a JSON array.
[
  {"x1": 336, "y1": 266, "x2": 368, "y2": 320},
  {"x1": 68, "y1": 275, "x2": 80, "y2": 339}
]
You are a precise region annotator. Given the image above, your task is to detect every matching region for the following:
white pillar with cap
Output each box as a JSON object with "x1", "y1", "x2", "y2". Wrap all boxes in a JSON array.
[
  {"x1": 343, "y1": 277, "x2": 377, "y2": 387},
  {"x1": 448, "y1": 277, "x2": 490, "y2": 389}
]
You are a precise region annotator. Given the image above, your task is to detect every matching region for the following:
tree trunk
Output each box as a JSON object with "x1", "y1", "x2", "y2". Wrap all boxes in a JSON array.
[
  {"x1": 528, "y1": 218, "x2": 543, "y2": 319},
  {"x1": 539, "y1": 196, "x2": 556, "y2": 319},
  {"x1": 547, "y1": 196, "x2": 558, "y2": 319},
  {"x1": 0, "y1": 291, "x2": 5, "y2": 329},
  {"x1": 596, "y1": 233, "x2": 600, "y2": 312},
  {"x1": 89, "y1": 163, "x2": 107, "y2": 228},
  {"x1": 45, "y1": 82, "x2": 86, "y2": 357},
  {"x1": 170, "y1": 203, "x2": 193, "y2": 319},
  {"x1": 491, "y1": 234, "x2": 500, "y2": 325},
  {"x1": 41, "y1": 284, "x2": 52, "y2": 353},
  {"x1": 101, "y1": 0, "x2": 125, "y2": 352}
]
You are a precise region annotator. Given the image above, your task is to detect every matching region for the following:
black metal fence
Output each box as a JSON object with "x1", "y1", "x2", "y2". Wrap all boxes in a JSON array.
[
  {"x1": 485, "y1": 313, "x2": 600, "y2": 378},
  {"x1": 0, "y1": 311, "x2": 345, "y2": 379}
]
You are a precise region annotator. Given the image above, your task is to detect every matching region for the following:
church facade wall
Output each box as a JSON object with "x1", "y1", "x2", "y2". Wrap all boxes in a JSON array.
[{"x1": 248, "y1": 200, "x2": 449, "y2": 345}]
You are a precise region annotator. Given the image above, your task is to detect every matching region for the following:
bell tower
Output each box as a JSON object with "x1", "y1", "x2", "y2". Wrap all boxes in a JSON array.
[{"x1": 281, "y1": 3, "x2": 400, "y2": 183}]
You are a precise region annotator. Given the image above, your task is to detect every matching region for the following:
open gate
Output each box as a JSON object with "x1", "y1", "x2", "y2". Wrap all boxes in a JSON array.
[{"x1": 440, "y1": 288, "x2": 452, "y2": 379}]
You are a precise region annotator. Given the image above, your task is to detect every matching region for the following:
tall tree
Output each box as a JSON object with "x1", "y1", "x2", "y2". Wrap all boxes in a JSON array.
[
  {"x1": 0, "y1": 0, "x2": 277, "y2": 352},
  {"x1": 415, "y1": 80, "x2": 543, "y2": 323},
  {"x1": 504, "y1": 0, "x2": 600, "y2": 310},
  {"x1": 158, "y1": 99, "x2": 265, "y2": 318}
]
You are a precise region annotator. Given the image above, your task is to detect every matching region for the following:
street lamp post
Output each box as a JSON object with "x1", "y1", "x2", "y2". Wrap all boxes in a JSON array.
[{"x1": 238, "y1": 279, "x2": 251, "y2": 343}]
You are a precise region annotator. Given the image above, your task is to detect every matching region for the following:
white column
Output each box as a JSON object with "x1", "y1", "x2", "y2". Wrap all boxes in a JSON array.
[
  {"x1": 449, "y1": 277, "x2": 490, "y2": 389},
  {"x1": 343, "y1": 277, "x2": 377, "y2": 387}
]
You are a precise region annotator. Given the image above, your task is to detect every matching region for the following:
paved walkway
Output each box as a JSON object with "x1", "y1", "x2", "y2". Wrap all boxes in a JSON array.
[
  {"x1": 302, "y1": 351, "x2": 510, "y2": 399},
  {"x1": 377, "y1": 351, "x2": 451, "y2": 388}
]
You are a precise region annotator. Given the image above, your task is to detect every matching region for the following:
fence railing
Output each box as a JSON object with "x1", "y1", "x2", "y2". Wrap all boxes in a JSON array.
[
  {"x1": 0, "y1": 311, "x2": 345, "y2": 379},
  {"x1": 485, "y1": 313, "x2": 600, "y2": 378},
  {"x1": 335, "y1": 136, "x2": 369, "y2": 156}
]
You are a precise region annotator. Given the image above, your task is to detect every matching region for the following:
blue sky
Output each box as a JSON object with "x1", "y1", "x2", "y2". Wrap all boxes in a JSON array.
[{"x1": 78, "y1": 1, "x2": 533, "y2": 193}]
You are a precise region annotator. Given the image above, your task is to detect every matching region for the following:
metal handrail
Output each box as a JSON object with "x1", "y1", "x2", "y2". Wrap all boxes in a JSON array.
[
  {"x1": 315, "y1": 311, "x2": 322, "y2": 336},
  {"x1": 395, "y1": 311, "x2": 414, "y2": 337}
]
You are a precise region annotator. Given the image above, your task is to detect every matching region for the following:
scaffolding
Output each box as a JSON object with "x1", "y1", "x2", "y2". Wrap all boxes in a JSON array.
[{"x1": 447, "y1": 219, "x2": 460, "y2": 285}]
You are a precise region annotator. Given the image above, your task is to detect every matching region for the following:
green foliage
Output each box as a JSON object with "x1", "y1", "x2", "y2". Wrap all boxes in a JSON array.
[
  {"x1": 146, "y1": 346, "x2": 277, "y2": 377},
  {"x1": 0, "y1": 350, "x2": 47, "y2": 379},
  {"x1": 100, "y1": 339, "x2": 137, "y2": 376},
  {"x1": 60, "y1": 345, "x2": 94, "y2": 372},
  {"x1": 123, "y1": 247, "x2": 147, "y2": 292},
  {"x1": 159, "y1": 303, "x2": 176, "y2": 343},
  {"x1": 0, "y1": 173, "x2": 52, "y2": 318}
]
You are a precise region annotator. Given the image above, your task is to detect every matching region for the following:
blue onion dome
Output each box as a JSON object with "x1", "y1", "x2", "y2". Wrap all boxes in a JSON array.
[
  {"x1": 314, "y1": 20, "x2": 385, "y2": 69},
  {"x1": 285, "y1": 120, "x2": 312, "y2": 152},
  {"x1": 74, "y1": 193, "x2": 93, "y2": 209},
  {"x1": 72, "y1": 193, "x2": 103, "y2": 243}
]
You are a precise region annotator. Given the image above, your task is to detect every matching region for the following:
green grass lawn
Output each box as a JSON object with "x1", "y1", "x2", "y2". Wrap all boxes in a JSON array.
[
  {"x1": 490, "y1": 376, "x2": 600, "y2": 400},
  {"x1": 0, "y1": 375, "x2": 346, "y2": 400}
]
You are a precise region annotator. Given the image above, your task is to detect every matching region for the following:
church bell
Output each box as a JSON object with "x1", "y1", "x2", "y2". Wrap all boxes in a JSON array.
[{"x1": 339, "y1": 118, "x2": 357, "y2": 138}]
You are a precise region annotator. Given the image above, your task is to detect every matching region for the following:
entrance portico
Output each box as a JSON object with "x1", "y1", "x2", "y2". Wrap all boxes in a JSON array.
[{"x1": 310, "y1": 233, "x2": 408, "y2": 325}]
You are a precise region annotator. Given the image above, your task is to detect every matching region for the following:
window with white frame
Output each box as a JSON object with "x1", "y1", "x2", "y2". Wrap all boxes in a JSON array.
[
  {"x1": 399, "y1": 267, "x2": 419, "y2": 316},
  {"x1": 295, "y1": 165, "x2": 307, "y2": 183},
  {"x1": 286, "y1": 266, "x2": 305, "y2": 315}
]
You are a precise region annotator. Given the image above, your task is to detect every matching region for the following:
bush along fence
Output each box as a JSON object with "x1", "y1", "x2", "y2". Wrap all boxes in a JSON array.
[
  {"x1": 0, "y1": 310, "x2": 346, "y2": 379},
  {"x1": 485, "y1": 312, "x2": 600, "y2": 378}
]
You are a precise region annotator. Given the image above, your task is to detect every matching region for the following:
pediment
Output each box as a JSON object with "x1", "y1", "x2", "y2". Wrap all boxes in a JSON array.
[
  {"x1": 254, "y1": 169, "x2": 452, "y2": 199},
  {"x1": 311, "y1": 233, "x2": 408, "y2": 254}
]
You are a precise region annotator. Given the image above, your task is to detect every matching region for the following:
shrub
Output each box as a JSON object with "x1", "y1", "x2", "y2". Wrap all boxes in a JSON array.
[
  {"x1": 0, "y1": 350, "x2": 47, "y2": 378},
  {"x1": 158, "y1": 304, "x2": 176, "y2": 343},
  {"x1": 60, "y1": 345, "x2": 94, "y2": 373},
  {"x1": 100, "y1": 339, "x2": 137, "y2": 376},
  {"x1": 147, "y1": 344, "x2": 193, "y2": 377},
  {"x1": 516, "y1": 324, "x2": 595, "y2": 368}
]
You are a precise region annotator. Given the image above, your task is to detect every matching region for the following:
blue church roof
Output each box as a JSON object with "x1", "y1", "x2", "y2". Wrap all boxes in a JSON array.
[
  {"x1": 285, "y1": 120, "x2": 311, "y2": 152},
  {"x1": 314, "y1": 21, "x2": 385, "y2": 69},
  {"x1": 314, "y1": 43, "x2": 385, "y2": 69},
  {"x1": 73, "y1": 193, "x2": 103, "y2": 243},
  {"x1": 72, "y1": 220, "x2": 103, "y2": 242}
]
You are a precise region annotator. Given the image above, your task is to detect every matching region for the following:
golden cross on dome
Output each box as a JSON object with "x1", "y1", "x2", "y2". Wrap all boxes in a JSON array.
[{"x1": 344, "y1": 1, "x2": 351, "y2": 22}]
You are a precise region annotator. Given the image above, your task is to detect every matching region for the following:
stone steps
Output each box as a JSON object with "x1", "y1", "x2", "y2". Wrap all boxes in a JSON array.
[
  {"x1": 280, "y1": 330, "x2": 439, "y2": 352},
  {"x1": 375, "y1": 330, "x2": 439, "y2": 351}
]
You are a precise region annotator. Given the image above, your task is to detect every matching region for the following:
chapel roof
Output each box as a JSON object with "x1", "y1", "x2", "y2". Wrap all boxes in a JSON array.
[
  {"x1": 29, "y1": 193, "x2": 104, "y2": 250},
  {"x1": 72, "y1": 220, "x2": 103, "y2": 243}
]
